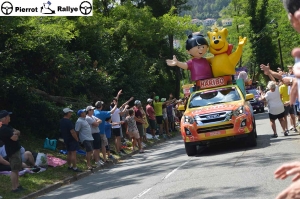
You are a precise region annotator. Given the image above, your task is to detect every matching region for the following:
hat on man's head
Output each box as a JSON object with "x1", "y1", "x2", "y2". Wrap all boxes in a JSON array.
[
  {"x1": 77, "y1": 109, "x2": 86, "y2": 116},
  {"x1": 0, "y1": 110, "x2": 12, "y2": 118},
  {"x1": 287, "y1": 65, "x2": 293, "y2": 68},
  {"x1": 63, "y1": 108, "x2": 73, "y2": 113},
  {"x1": 147, "y1": 98, "x2": 153, "y2": 103},
  {"x1": 86, "y1": 106, "x2": 95, "y2": 112},
  {"x1": 155, "y1": 96, "x2": 159, "y2": 100},
  {"x1": 134, "y1": 100, "x2": 141, "y2": 105},
  {"x1": 161, "y1": 98, "x2": 166, "y2": 102},
  {"x1": 95, "y1": 101, "x2": 103, "y2": 108}
]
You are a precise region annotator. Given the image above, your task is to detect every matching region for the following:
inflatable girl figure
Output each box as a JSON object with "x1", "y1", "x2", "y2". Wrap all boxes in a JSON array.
[{"x1": 166, "y1": 34, "x2": 213, "y2": 81}]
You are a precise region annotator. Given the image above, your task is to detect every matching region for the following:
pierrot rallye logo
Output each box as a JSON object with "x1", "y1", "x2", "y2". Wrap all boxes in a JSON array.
[{"x1": 0, "y1": 0, "x2": 93, "y2": 16}]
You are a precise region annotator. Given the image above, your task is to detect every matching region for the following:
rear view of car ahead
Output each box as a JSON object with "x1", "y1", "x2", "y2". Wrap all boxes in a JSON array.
[
  {"x1": 180, "y1": 83, "x2": 257, "y2": 156},
  {"x1": 246, "y1": 89, "x2": 265, "y2": 113}
]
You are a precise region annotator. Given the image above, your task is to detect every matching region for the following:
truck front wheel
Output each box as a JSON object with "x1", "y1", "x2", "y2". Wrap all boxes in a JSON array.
[
  {"x1": 246, "y1": 126, "x2": 257, "y2": 147},
  {"x1": 185, "y1": 143, "x2": 197, "y2": 156}
]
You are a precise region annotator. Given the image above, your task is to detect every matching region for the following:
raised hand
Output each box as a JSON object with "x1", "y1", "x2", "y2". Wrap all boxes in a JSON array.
[
  {"x1": 166, "y1": 55, "x2": 178, "y2": 66},
  {"x1": 276, "y1": 179, "x2": 300, "y2": 199},
  {"x1": 274, "y1": 162, "x2": 300, "y2": 180},
  {"x1": 260, "y1": 63, "x2": 271, "y2": 75}
]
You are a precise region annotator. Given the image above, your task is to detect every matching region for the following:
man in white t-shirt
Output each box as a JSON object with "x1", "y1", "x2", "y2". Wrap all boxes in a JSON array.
[{"x1": 259, "y1": 81, "x2": 287, "y2": 138}]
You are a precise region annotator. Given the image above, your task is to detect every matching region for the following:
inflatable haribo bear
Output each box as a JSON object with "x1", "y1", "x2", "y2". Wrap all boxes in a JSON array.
[
  {"x1": 207, "y1": 28, "x2": 247, "y2": 77},
  {"x1": 166, "y1": 34, "x2": 213, "y2": 81}
]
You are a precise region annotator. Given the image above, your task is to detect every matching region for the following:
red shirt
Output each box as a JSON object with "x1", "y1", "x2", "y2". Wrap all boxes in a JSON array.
[
  {"x1": 133, "y1": 106, "x2": 143, "y2": 125},
  {"x1": 146, "y1": 104, "x2": 155, "y2": 120}
]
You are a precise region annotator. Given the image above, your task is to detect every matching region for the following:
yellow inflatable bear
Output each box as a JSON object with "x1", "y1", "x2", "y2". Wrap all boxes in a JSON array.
[{"x1": 207, "y1": 28, "x2": 247, "y2": 77}]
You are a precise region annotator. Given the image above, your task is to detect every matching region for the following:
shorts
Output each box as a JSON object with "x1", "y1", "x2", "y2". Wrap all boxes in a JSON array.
[
  {"x1": 168, "y1": 116, "x2": 174, "y2": 123},
  {"x1": 9, "y1": 150, "x2": 22, "y2": 171},
  {"x1": 163, "y1": 114, "x2": 168, "y2": 120},
  {"x1": 112, "y1": 128, "x2": 121, "y2": 137},
  {"x1": 83, "y1": 140, "x2": 93, "y2": 152},
  {"x1": 149, "y1": 119, "x2": 156, "y2": 130},
  {"x1": 269, "y1": 111, "x2": 285, "y2": 121},
  {"x1": 92, "y1": 133, "x2": 101, "y2": 150},
  {"x1": 128, "y1": 131, "x2": 140, "y2": 139},
  {"x1": 156, "y1": 116, "x2": 163, "y2": 124},
  {"x1": 100, "y1": 134, "x2": 108, "y2": 147},
  {"x1": 284, "y1": 105, "x2": 295, "y2": 115},
  {"x1": 137, "y1": 124, "x2": 144, "y2": 137},
  {"x1": 65, "y1": 139, "x2": 79, "y2": 151}
]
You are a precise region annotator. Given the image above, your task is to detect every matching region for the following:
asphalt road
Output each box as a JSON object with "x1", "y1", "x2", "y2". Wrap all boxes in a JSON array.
[{"x1": 38, "y1": 111, "x2": 300, "y2": 199}]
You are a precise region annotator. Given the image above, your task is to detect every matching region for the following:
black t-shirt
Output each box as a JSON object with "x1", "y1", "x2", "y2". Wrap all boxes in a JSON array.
[
  {"x1": 60, "y1": 118, "x2": 76, "y2": 142},
  {"x1": 0, "y1": 124, "x2": 21, "y2": 157}
]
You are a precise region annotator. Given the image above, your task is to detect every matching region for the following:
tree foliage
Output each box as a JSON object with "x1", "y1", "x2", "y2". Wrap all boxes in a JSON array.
[{"x1": 0, "y1": 0, "x2": 195, "y2": 138}]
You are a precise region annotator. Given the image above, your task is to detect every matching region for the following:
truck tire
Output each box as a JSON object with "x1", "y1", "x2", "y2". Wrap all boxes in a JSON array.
[
  {"x1": 246, "y1": 127, "x2": 257, "y2": 147},
  {"x1": 185, "y1": 143, "x2": 197, "y2": 156}
]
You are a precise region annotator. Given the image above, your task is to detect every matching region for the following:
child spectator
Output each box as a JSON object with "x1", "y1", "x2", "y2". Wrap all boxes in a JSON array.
[
  {"x1": 125, "y1": 109, "x2": 145, "y2": 153},
  {"x1": 105, "y1": 117, "x2": 121, "y2": 159}
]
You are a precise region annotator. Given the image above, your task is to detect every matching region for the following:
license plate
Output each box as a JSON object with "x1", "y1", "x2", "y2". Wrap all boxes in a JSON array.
[
  {"x1": 206, "y1": 131, "x2": 221, "y2": 137},
  {"x1": 206, "y1": 114, "x2": 220, "y2": 119}
]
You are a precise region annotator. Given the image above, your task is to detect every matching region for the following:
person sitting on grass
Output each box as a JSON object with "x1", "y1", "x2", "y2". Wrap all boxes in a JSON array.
[
  {"x1": 124, "y1": 109, "x2": 145, "y2": 153},
  {"x1": 0, "y1": 145, "x2": 40, "y2": 172}
]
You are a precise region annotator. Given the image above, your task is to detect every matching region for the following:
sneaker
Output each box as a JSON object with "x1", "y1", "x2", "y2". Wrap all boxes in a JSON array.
[
  {"x1": 73, "y1": 168, "x2": 83, "y2": 172},
  {"x1": 11, "y1": 188, "x2": 22, "y2": 193},
  {"x1": 139, "y1": 149, "x2": 145, "y2": 153},
  {"x1": 120, "y1": 149, "x2": 127, "y2": 154},
  {"x1": 153, "y1": 136, "x2": 159, "y2": 140},
  {"x1": 96, "y1": 160, "x2": 104, "y2": 166},
  {"x1": 108, "y1": 155, "x2": 115, "y2": 160},
  {"x1": 295, "y1": 128, "x2": 298, "y2": 132},
  {"x1": 67, "y1": 166, "x2": 73, "y2": 170},
  {"x1": 272, "y1": 134, "x2": 278, "y2": 138},
  {"x1": 31, "y1": 167, "x2": 41, "y2": 173},
  {"x1": 284, "y1": 130, "x2": 289, "y2": 136},
  {"x1": 289, "y1": 126, "x2": 294, "y2": 131},
  {"x1": 141, "y1": 142, "x2": 147, "y2": 148},
  {"x1": 120, "y1": 151, "x2": 126, "y2": 156},
  {"x1": 18, "y1": 185, "x2": 26, "y2": 191}
]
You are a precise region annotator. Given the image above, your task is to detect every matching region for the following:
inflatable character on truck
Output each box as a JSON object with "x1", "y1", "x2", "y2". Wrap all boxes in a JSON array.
[{"x1": 166, "y1": 34, "x2": 213, "y2": 81}]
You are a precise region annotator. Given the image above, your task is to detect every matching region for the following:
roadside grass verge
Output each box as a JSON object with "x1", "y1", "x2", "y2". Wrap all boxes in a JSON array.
[{"x1": 0, "y1": 130, "x2": 180, "y2": 199}]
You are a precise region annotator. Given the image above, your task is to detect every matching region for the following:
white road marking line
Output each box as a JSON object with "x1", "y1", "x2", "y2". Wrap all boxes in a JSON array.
[
  {"x1": 162, "y1": 159, "x2": 191, "y2": 180},
  {"x1": 132, "y1": 188, "x2": 152, "y2": 199},
  {"x1": 132, "y1": 156, "x2": 191, "y2": 199}
]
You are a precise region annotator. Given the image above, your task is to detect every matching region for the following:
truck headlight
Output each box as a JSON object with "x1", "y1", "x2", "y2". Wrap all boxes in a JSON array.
[
  {"x1": 233, "y1": 106, "x2": 244, "y2": 116},
  {"x1": 184, "y1": 115, "x2": 194, "y2": 124}
]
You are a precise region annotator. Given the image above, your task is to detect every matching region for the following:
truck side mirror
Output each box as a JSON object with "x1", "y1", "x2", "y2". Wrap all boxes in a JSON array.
[
  {"x1": 178, "y1": 104, "x2": 186, "y2": 111},
  {"x1": 245, "y1": 93, "x2": 254, "y2": 101}
]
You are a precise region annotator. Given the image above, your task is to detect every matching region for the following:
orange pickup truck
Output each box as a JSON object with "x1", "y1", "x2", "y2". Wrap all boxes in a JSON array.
[{"x1": 180, "y1": 76, "x2": 256, "y2": 156}]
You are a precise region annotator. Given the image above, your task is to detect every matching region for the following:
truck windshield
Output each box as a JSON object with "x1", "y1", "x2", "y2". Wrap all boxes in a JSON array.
[
  {"x1": 246, "y1": 89, "x2": 258, "y2": 96},
  {"x1": 189, "y1": 87, "x2": 241, "y2": 108}
]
